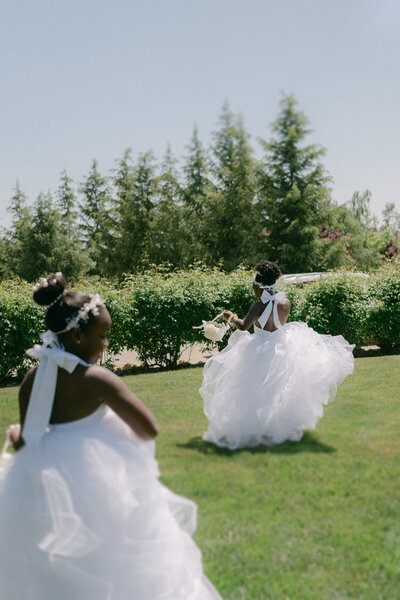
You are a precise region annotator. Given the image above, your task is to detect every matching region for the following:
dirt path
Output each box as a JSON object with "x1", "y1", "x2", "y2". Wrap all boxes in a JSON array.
[
  {"x1": 108, "y1": 343, "x2": 382, "y2": 368},
  {"x1": 108, "y1": 343, "x2": 219, "y2": 368}
]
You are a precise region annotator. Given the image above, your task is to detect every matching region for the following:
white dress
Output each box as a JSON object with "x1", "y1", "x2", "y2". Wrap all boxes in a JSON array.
[
  {"x1": 201, "y1": 293, "x2": 354, "y2": 450},
  {"x1": 0, "y1": 336, "x2": 222, "y2": 600}
]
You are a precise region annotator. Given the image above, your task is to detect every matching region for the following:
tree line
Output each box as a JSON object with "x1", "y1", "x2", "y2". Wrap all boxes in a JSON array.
[{"x1": 1, "y1": 94, "x2": 398, "y2": 282}]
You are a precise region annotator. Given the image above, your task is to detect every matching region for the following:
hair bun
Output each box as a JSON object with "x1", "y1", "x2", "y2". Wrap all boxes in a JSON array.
[
  {"x1": 254, "y1": 261, "x2": 281, "y2": 286},
  {"x1": 33, "y1": 272, "x2": 67, "y2": 307}
]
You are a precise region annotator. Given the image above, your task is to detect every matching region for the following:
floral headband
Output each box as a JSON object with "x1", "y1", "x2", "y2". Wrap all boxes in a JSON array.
[{"x1": 55, "y1": 294, "x2": 105, "y2": 334}]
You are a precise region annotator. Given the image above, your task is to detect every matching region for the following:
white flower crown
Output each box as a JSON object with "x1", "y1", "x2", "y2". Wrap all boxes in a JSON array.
[{"x1": 55, "y1": 294, "x2": 105, "y2": 334}]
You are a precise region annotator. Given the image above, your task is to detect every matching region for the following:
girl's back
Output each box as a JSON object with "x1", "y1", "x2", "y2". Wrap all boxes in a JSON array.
[
  {"x1": 51, "y1": 366, "x2": 101, "y2": 422},
  {"x1": 254, "y1": 298, "x2": 290, "y2": 332},
  {"x1": 21, "y1": 365, "x2": 103, "y2": 425}
]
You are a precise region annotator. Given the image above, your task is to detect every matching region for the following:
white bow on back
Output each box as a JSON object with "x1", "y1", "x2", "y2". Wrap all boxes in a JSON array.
[
  {"x1": 22, "y1": 331, "x2": 89, "y2": 447},
  {"x1": 258, "y1": 290, "x2": 286, "y2": 330}
]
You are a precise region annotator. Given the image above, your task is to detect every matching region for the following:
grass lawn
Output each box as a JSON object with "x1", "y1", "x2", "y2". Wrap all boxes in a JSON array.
[{"x1": 1, "y1": 356, "x2": 400, "y2": 599}]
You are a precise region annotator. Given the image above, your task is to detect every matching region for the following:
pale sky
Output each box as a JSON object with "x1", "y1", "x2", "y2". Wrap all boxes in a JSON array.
[{"x1": 1, "y1": 0, "x2": 399, "y2": 227}]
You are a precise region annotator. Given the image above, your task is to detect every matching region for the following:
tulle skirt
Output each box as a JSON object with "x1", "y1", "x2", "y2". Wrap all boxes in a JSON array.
[
  {"x1": 201, "y1": 322, "x2": 355, "y2": 449},
  {"x1": 0, "y1": 406, "x2": 221, "y2": 600}
]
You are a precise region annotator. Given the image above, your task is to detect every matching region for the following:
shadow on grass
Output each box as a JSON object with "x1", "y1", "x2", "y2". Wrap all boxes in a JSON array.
[{"x1": 178, "y1": 430, "x2": 336, "y2": 456}]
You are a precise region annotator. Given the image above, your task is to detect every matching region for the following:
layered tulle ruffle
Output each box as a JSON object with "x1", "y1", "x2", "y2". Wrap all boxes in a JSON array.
[
  {"x1": 201, "y1": 322, "x2": 354, "y2": 449},
  {"x1": 0, "y1": 406, "x2": 221, "y2": 600}
]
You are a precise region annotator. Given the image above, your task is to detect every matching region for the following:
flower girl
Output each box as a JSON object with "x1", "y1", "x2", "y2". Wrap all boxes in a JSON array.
[
  {"x1": 0, "y1": 273, "x2": 222, "y2": 600},
  {"x1": 201, "y1": 261, "x2": 354, "y2": 450}
]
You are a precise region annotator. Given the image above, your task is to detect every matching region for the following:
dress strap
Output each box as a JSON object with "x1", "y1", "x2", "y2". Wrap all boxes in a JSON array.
[
  {"x1": 22, "y1": 330, "x2": 89, "y2": 447},
  {"x1": 257, "y1": 291, "x2": 286, "y2": 330}
]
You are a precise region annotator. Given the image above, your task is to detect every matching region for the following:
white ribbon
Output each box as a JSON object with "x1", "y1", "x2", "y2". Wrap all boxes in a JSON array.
[
  {"x1": 22, "y1": 331, "x2": 89, "y2": 447},
  {"x1": 258, "y1": 291, "x2": 286, "y2": 330}
]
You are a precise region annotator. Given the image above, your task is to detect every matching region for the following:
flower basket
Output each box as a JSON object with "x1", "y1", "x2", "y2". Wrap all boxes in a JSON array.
[{"x1": 193, "y1": 312, "x2": 232, "y2": 342}]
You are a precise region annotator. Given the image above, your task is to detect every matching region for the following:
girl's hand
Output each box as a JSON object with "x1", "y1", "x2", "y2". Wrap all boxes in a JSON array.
[
  {"x1": 223, "y1": 310, "x2": 236, "y2": 321},
  {"x1": 8, "y1": 424, "x2": 24, "y2": 451}
]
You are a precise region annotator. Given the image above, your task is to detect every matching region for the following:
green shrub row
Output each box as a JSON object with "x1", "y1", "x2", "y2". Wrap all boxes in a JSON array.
[{"x1": 1, "y1": 263, "x2": 399, "y2": 382}]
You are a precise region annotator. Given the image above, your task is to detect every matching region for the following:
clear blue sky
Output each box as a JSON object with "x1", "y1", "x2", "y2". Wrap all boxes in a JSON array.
[{"x1": 1, "y1": 0, "x2": 399, "y2": 227}]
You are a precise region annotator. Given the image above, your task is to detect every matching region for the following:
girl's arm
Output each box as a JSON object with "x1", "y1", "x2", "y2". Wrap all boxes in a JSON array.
[
  {"x1": 9, "y1": 368, "x2": 35, "y2": 451},
  {"x1": 86, "y1": 366, "x2": 159, "y2": 440},
  {"x1": 223, "y1": 303, "x2": 260, "y2": 331}
]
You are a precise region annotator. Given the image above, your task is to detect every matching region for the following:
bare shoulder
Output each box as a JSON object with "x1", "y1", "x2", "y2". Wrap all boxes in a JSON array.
[
  {"x1": 245, "y1": 301, "x2": 264, "y2": 320},
  {"x1": 82, "y1": 365, "x2": 158, "y2": 439},
  {"x1": 251, "y1": 301, "x2": 264, "y2": 314},
  {"x1": 277, "y1": 297, "x2": 290, "y2": 317},
  {"x1": 83, "y1": 365, "x2": 128, "y2": 393},
  {"x1": 84, "y1": 365, "x2": 132, "y2": 402},
  {"x1": 283, "y1": 298, "x2": 291, "y2": 309}
]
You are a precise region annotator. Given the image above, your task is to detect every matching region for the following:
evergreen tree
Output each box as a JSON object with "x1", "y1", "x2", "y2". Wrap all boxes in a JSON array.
[
  {"x1": 18, "y1": 193, "x2": 61, "y2": 280},
  {"x1": 6, "y1": 183, "x2": 32, "y2": 275},
  {"x1": 0, "y1": 233, "x2": 13, "y2": 280},
  {"x1": 180, "y1": 127, "x2": 212, "y2": 264},
  {"x1": 183, "y1": 127, "x2": 209, "y2": 216},
  {"x1": 79, "y1": 160, "x2": 114, "y2": 275},
  {"x1": 146, "y1": 146, "x2": 187, "y2": 266},
  {"x1": 258, "y1": 94, "x2": 332, "y2": 273},
  {"x1": 14, "y1": 193, "x2": 86, "y2": 281},
  {"x1": 111, "y1": 149, "x2": 156, "y2": 274},
  {"x1": 204, "y1": 103, "x2": 257, "y2": 270},
  {"x1": 57, "y1": 170, "x2": 77, "y2": 238},
  {"x1": 56, "y1": 171, "x2": 91, "y2": 276}
]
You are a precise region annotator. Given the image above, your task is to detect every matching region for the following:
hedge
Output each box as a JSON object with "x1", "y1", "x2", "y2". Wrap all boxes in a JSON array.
[{"x1": 1, "y1": 263, "x2": 399, "y2": 382}]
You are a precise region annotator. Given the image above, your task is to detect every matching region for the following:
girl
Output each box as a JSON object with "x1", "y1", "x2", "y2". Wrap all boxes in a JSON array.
[
  {"x1": 201, "y1": 261, "x2": 354, "y2": 450},
  {"x1": 0, "y1": 273, "x2": 222, "y2": 600}
]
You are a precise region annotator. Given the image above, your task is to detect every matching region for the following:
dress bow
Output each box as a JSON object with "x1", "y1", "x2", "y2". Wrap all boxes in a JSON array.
[
  {"x1": 260, "y1": 290, "x2": 285, "y2": 305},
  {"x1": 258, "y1": 291, "x2": 286, "y2": 330}
]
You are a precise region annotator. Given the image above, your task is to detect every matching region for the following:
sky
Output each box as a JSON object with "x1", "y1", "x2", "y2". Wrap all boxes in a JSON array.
[{"x1": 1, "y1": 0, "x2": 399, "y2": 228}]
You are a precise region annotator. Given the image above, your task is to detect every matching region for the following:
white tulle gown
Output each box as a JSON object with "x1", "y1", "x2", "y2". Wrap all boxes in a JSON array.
[
  {"x1": 201, "y1": 294, "x2": 354, "y2": 450},
  {"x1": 0, "y1": 337, "x2": 222, "y2": 600}
]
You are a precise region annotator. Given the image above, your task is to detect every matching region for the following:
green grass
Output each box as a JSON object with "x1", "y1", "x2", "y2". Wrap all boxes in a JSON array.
[{"x1": 1, "y1": 356, "x2": 400, "y2": 599}]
